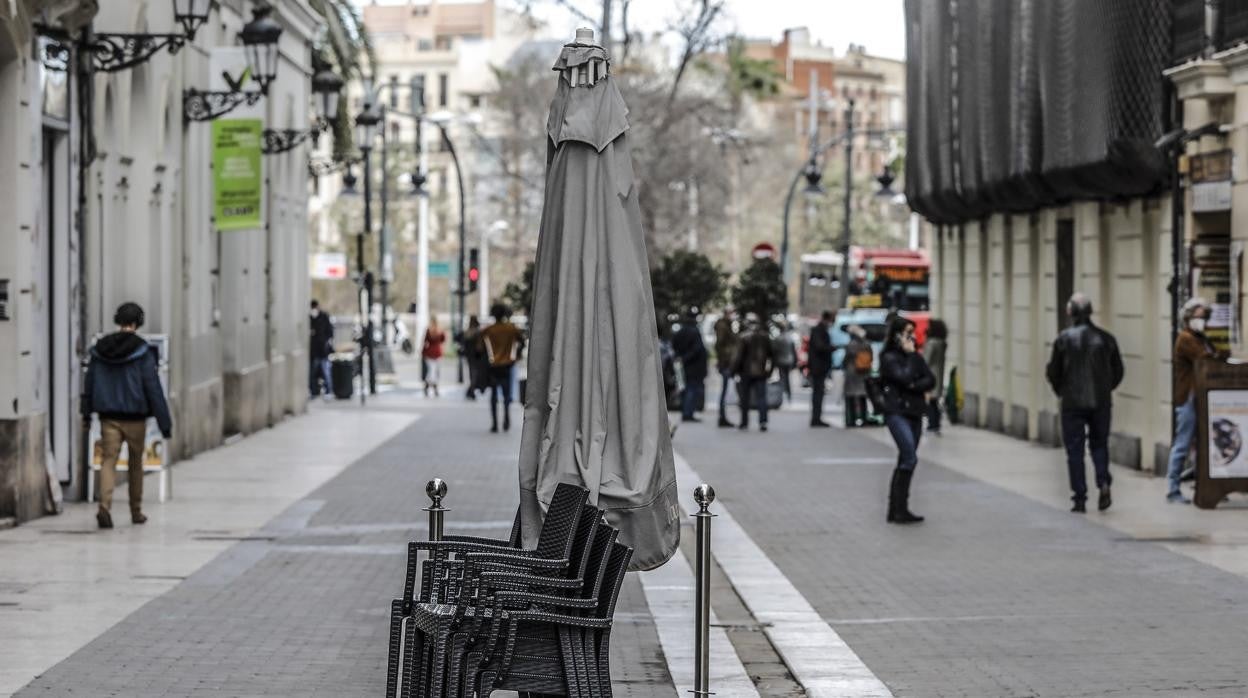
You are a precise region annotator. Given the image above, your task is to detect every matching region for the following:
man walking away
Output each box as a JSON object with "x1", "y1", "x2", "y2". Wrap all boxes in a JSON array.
[
  {"x1": 714, "y1": 309, "x2": 740, "y2": 428},
  {"x1": 734, "y1": 314, "x2": 775, "y2": 432},
  {"x1": 82, "y1": 302, "x2": 173, "y2": 529},
  {"x1": 309, "y1": 300, "x2": 335, "y2": 399},
  {"x1": 924, "y1": 319, "x2": 949, "y2": 435},
  {"x1": 482, "y1": 303, "x2": 524, "y2": 433},
  {"x1": 1046, "y1": 293, "x2": 1124, "y2": 513},
  {"x1": 1165, "y1": 298, "x2": 1226, "y2": 503},
  {"x1": 808, "y1": 310, "x2": 835, "y2": 427},
  {"x1": 672, "y1": 311, "x2": 709, "y2": 423},
  {"x1": 843, "y1": 325, "x2": 872, "y2": 427}
]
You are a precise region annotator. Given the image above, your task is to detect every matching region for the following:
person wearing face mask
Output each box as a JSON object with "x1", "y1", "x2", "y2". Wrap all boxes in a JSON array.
[
  {"x1": 877, "y1": 317, "x2": 936, "y2": 524},
  {"x1": 1165, "y1": 297, "x2": 1227, "y2": 503},
  {"x1": 309, "y1": 300, "x2": 335, "y2": 399}
]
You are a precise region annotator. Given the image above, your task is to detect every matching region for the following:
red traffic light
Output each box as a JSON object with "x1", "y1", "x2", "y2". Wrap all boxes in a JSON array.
[{"x1": 468, "y1": 268, "x2": 480, "y2": 282}]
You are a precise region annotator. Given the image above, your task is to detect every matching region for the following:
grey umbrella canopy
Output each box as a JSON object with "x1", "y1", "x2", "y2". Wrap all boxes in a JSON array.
[{"x1": 517, "y1": 30, "x2": 679, "y2": 572}]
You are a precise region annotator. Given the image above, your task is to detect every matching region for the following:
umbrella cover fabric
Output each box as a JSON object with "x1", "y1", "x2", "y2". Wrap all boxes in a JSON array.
[{"x1": 518, "y1": 41, "x2": 680, "y2": 571}]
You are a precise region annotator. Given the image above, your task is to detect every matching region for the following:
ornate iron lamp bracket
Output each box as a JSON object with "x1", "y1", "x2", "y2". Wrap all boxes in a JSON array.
[
  {"x1": 183, "y1": 89, "x2": 265, "y2": 123},
  {"x1": 263, "y1": 127, "x2": 319, "y2": 155},
  {"x1": 85, "y1": 32, "x2": 188, "y2": 73}
]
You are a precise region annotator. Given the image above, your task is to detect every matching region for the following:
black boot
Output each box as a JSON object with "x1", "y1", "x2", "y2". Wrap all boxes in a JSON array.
[
  {"x1": 490, "y1": 402, "x2": 499, "y2": 433},
  {"x1": 887, "y1": 468, "x2": 924, "y2": 524},
  {"x1": 503, "y1": 408, "x2": 511, "y2": 432},
  {"x1": 845, "y1": 399, "x2": 856, "y2": 428}
]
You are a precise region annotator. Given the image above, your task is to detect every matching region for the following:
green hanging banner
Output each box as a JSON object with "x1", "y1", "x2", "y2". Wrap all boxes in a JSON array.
[{"x1": 212, "y1": 119, "x2": 263, "y2": 231}]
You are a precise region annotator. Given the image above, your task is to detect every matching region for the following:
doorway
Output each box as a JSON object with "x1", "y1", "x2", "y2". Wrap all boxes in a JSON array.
[{"x1": 1056, "y1": 218, "x2": 1075, "y2": 332}]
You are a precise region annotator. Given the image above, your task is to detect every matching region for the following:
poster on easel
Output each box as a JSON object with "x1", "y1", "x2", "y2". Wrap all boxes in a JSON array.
[{"x1": 1194, "y1": 360, "x2": 1248, "y2": 508}]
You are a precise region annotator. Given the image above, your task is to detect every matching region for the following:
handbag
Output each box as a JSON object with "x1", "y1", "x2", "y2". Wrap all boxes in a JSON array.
[{"x1": 761, "y1": 380, "x2": 784, "y2": 410}]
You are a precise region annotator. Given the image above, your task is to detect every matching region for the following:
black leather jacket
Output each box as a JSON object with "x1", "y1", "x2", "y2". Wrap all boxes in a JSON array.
[
  {"x1": 1045, "y1": 319, "x2": 1124, "y2": 411},
  {"x1": 878, "y1": 346, "x2": 936, "y2": 417}
]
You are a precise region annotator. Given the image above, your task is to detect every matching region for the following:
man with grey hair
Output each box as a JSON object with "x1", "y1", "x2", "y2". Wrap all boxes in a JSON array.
[
  {"x1": 1165, "y1": 297, "x2": 1225, "y2": 503},
  {"x1": 1046, "y1": 293, "x2": 1125, "y2": 513}
]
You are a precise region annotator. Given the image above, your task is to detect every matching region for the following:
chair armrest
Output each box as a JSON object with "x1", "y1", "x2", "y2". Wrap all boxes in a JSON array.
[
  {"x1": 442, "y1": 534, "x2": 516, "y2": 547},
  {"x1": 465, "y1": 551, "x2": 567, "y2": 570},
  {"x1": 507, "y1": 609, "x2": 612, "y2": 629},
  {"x1": 494, "y1": 590, "x2": 597, "y2": 611}
]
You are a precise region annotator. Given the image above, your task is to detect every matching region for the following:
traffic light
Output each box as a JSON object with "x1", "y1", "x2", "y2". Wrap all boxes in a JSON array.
[{"x1": 468, "y1": 247, "x2": 480, "y2": 293}]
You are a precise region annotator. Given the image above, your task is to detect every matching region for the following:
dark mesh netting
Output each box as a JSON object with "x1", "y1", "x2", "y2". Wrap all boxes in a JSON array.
[{"x1": 905, "y1": 0, "x2": 1172, "y2": 225}]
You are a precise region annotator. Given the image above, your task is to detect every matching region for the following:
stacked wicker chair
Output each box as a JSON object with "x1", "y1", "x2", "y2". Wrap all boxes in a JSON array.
[{"x1": 386, "y1": 482, "x2": 633, "y2": 697}]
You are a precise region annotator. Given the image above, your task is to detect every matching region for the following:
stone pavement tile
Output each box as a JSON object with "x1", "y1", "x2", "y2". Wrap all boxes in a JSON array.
[
  {"x1": 675, "y1": 409, "x2": 1248, "y2": 697},
  {"x1": 16, "y1": 392, "x2": 674, "y2": 696}
]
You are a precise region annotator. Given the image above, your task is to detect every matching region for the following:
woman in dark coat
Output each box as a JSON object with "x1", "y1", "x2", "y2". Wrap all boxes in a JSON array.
[{"x1": 878, "y1": 317, "x2": 936, "y2": 524}]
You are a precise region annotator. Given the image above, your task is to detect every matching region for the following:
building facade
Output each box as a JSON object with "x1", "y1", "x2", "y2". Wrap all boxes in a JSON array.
[
  {"x1": 907, "y1": 0, "x2": 1180, "y2": 473},
  {"x1": 1, "y1": 0, "x2": 322, "y2": 523}
]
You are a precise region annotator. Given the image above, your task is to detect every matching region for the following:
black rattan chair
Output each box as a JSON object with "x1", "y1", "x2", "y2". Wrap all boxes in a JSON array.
[
  {"x1": 459, "y1": 523, "x2": 620, "y2": 697},
  {"x1": 408, "y1": 505, "x2": 604, "y2": 697},
  {"x1": 387, "y1": 483, "x2": 589, "y2": 698},
  {"x1": 477, "y1": 542, "x2": 633, "y2": 697}
]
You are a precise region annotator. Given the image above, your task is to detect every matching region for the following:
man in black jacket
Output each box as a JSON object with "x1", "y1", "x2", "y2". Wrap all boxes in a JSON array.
[
  {"x1": 734, "y1": 315, "x2": 776, "y2": 432},
  {"x1": 309, "y1": 299, "x2": 335, "y2": 398},
  {"x1": 83, "y1": 303, "x2": 173, "y2": 529},
  {"x1": 672, "y1": 311, "x2": 709, "y2": 423},
  {"x1": 1046, "y1": 293, "x2": 1125, "y2": 513},
  {"x1": 808, "y1": 310, "x2": 835, "y2": 427}
]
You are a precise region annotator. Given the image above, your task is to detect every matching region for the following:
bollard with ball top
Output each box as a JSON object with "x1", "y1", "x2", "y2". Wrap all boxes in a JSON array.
[
  {"x1": 692, "y1": 483, "x2": 716, "y2": 696},
  {"x1": 424, "y1": 478, "x2": 448, "y2": 542}
]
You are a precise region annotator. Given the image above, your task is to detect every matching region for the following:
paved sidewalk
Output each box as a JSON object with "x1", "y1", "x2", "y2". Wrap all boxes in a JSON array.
[
  {"x1": 0, "y1": 405, "x2": 417, "y2": 696},
  {"x1": 10, "y1": 386, "x2": 673, "y2": 696},
  {"x1": 679, "y1": 397, "x2": 1248, "y2": 697}
]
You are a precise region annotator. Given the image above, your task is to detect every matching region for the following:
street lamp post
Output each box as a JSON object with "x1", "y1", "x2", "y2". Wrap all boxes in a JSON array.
[
  {"x1": 837, "y1": 100, "x2": 856, "y2": 310},
  {"x1": 355, "y1": 102, "x2": 382, "y2": 399}
]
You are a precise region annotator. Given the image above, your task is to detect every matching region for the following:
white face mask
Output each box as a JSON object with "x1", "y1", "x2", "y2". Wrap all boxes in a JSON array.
[
  {"x1": 311, "y1": 308, "x2": 320, "y2": 318},
  {"x1": 1189, "y1": 318, "x2": 1206, "y2": 333}
]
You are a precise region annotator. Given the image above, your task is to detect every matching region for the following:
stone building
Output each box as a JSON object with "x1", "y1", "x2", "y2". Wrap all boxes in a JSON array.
[
  {"x1": 0, "y1": 0, "x2": 324, "y2": 523},
  {"x1": 905, "y1": 0, "x2": 1218, "y2": 475}
]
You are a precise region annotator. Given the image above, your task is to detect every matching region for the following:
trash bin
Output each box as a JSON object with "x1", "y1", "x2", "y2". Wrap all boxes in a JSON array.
[{"x1": 331, "y1": 355, "x2": 355, "y2": 400}]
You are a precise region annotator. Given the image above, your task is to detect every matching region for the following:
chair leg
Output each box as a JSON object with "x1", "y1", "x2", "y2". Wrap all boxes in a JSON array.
[
  {"x1": 401, "y1": 619, "x2": 423, "y2": 698},
  {"x1": 446, "y1": 632, "x2": 468, "y2": 698},
  {"x1": 387, "y1": 601, "x2": 404, "y2": 698},
  {"x1": 598, "y1": 633, "x2": 612, "y2": 698}
]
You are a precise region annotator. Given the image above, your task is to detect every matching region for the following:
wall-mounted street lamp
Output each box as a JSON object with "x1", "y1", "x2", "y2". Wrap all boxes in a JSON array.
[
  {"x1": 264, "y1": 55, "x2": 344, "y2": 155},
  {"x1": 183, "y1": 2, "x2": 283, "y2": 122},
  {"x1": 39, "y1": 0, "x2": 212, "y2": 73}
]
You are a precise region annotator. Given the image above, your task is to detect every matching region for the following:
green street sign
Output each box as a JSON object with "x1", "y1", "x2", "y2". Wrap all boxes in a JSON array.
[{"x1": 429, "y1": 261, "x2": 452, "y2": 278}]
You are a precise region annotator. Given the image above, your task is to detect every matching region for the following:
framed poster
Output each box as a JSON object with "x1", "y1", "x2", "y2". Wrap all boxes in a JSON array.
[{"x1": 1194, "y1": 361, "x2": 1248, "y2": 508}]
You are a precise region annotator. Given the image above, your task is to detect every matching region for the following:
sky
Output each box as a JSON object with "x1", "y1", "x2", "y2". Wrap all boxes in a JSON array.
[{"x1": 353, "y1": 0, "x2": 907, "y2": 61}]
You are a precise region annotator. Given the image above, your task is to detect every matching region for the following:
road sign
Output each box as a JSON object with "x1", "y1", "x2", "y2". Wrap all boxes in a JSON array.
[
  {"x1": 752, "y1": 242, "x2": 777, "y2": 260},
  {"x1": 429, "y1": 261, "x2": 452, "y2": 278}
]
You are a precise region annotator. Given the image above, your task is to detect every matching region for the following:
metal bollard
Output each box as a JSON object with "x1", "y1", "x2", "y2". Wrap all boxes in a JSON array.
[
  {"x1": 692, "y1": 483, "x2": 716, "y2": 696},
  {"x1": 424, "y1": 478, "x2": 448, "y2": 541}
]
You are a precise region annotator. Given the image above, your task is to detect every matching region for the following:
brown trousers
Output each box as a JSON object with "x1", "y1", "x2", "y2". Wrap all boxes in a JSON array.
[{"x1": 98, "y1": 419, "x2": 147, "y2": 515}]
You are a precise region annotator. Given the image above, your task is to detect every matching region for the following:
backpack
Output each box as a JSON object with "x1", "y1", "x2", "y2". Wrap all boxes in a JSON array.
[{"x1": 853, "y1": 344, "x2": 874, "y2": 375}]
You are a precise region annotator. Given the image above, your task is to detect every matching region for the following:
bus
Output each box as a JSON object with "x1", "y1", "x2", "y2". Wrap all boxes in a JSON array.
[{"x1": 800, "y1": 247, "x2": 932, "y2": 343}]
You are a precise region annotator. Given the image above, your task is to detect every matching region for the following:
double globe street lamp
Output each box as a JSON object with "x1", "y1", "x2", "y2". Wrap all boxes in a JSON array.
[{"x1": 780, "y1": 98, "x2": 907, "y2": 308}]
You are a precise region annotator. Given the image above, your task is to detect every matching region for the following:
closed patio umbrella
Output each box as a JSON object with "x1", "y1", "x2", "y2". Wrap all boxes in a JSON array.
[{"x1": 518, "y1": 29, "x2": 679, "y2": 571}]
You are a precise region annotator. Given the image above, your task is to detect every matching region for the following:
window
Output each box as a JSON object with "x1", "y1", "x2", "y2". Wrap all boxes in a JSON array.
[
  {"x1": 435, "y1": 36, "x2": 452, "y2": 51},
  {"x1": 418, "y1": 39, "x2": 433, "y2": 51},
  {"x1": 468, "y1": 95, "x2": 481, "y2": 108},
  {"x1": 438, "y1": 73, "x2": 449, "y2": 107}
]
